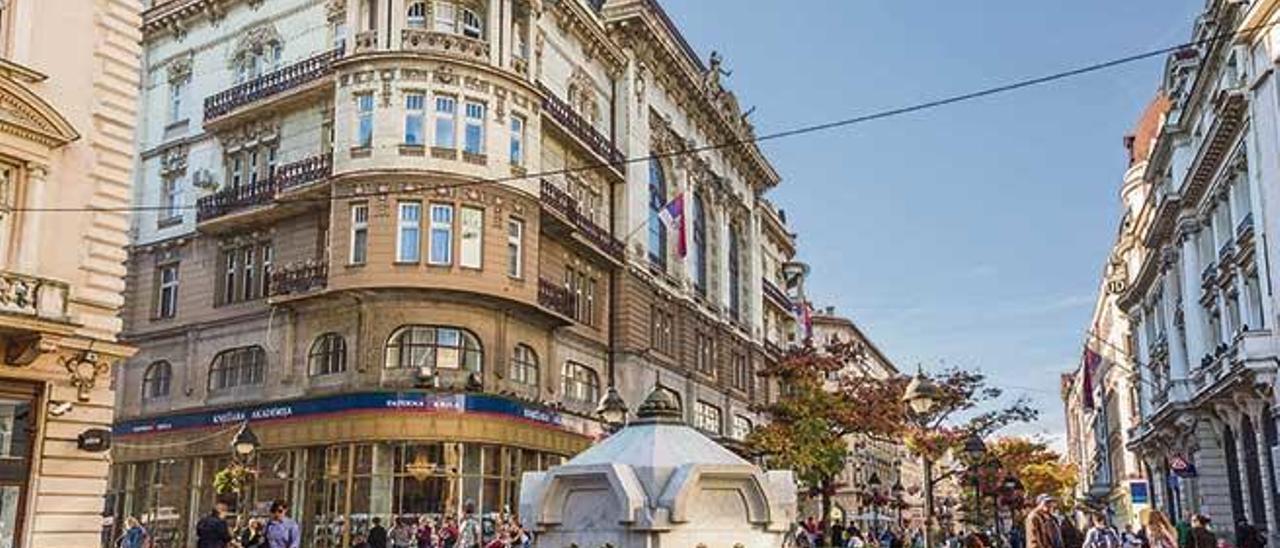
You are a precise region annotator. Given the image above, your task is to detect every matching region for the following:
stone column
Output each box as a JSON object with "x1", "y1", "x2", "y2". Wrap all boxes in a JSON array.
[
  {"x1": 487, "y1": 0, "x2": 502, "y2": 66},
  {"x1": 1161, "y1": 257, "x2": 1189, "y2": 381},
  {"x1": 1178, "y1": 219, "x2": 1207, "y2": 368},
  {"x1": 1133, "y1": 312, "x2": 1154, "y2": 416},
  {"x1": 16, "y1": 163, "x2": 47, "y2": 274}
]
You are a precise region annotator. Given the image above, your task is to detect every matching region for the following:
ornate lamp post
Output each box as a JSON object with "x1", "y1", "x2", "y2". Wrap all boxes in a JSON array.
[
  {"x1": 996, "y1": 475, "x2": 1023, "y2": 547},
  {"x1": 963, "y1": 435, "x2": 988, "y2": 533},
  {"x1": 596, "y1": 386, "x2": 628, "y2": 433},
  {"x1": 902, "y1": 367, "x2": 943, "y2": 548},
  {"x1": 892, "y1": 477, "x2": 906, "y2": 530}
]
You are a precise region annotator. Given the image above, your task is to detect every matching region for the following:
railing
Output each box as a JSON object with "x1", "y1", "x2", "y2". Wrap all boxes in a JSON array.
[
  {"x1": 1237, "y1": 212, "x2": 1254, "y2": 238},
  {"x1": 762, "y1": 278, "x2": 792, "y2": 309},
  {"x1": 539, "y1": 179, "x2": 624, "y2": 260},
  {"x1": 1201, "y1": 262, "x2": 1216, "y2": 284},
  {"x1": 1219, "y1": 241, "x2": 1235, "y2": 261},
  {"x1": 538, "y1": 278, "x2": 574, "y2": 318},
  {"x1": 401, "y1": 29, "x2": 490, "y2": 63},
  {"x1": 269, "y1": 261, "x2": 328, "y2": 297},
  {"x1": 196, "y1": 178, "x2": 276, "y2": 221},
  {"x1": 204, "y1": 47, "x2": 343, "y2": 122},
  {"x1": 276, "y1": 153, "x2": 333, "y2": 192},
  {"x1": 354, "y1": 30, "x2": 378, "y2": 53},
  {"x1": 537, "y1": 82, "x2": 625, "y2": 171},
  {"x1": 0, "y1": 271, "x2": 68, "y2": 321},
  {"x1": 764, "y1": 340, "x2": 783, "y2": 358}
]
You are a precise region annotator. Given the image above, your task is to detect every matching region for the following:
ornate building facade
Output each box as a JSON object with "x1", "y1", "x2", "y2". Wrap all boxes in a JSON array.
[
  {"x1": 111, "y1": 0, "x2": 796, "y2": 545},
  {"x1": 1104, "y1": 0, "x2": 1280, "y2": 538},
  {"x1": 0, "y1": 0, "x2": 142, "y2": 546}
]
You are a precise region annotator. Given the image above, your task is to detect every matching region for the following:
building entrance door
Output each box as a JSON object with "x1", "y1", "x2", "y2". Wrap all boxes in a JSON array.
[{"x1": 0, "y1": 381, "x2": 39, "y2": 548}]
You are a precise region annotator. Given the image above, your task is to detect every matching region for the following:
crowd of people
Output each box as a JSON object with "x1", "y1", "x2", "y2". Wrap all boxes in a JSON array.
[
  {"x1": 114, "y1": 498, "x2": 531, "y2": 548},
  {"x1": 790, "y1": 515, "x2": 928, "y2": 548}
]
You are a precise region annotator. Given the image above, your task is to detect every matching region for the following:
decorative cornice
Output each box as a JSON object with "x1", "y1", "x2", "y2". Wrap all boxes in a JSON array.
[
  {"x1": 0, "y1": 73, "x2": 79, "y2": 148},
  {"x1": 547, "y1": 0, "x2": 625, "y2": 72}
]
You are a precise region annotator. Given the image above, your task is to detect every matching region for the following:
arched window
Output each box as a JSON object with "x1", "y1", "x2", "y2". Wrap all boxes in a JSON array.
[
  {"x1": 406, "y1": 1, "x2": 427, "y2": 28},
  {"x1": 385, "y1": 325, "x2": 482, "y2": 372},
  {"x1": 648, "y1": 159, "x2": 668, "y2": 267},
  {"x1": 209, "y1": 346, "x2": 266, "y2": 391},
  {"x1": 460, "y1": 8, "x2": 483, "y2": 38},
  {"x1": 309, "y1": 333, "x2": 347, "y2": 376},
  {"x1": 692, "y1": 193, "x2": 707, "y2": 294},
  {"x1": 561, "y1": 362, "x2": 599, "y2": 404},
  {"x1": 728, "y1": 226, "x2": 742, "y2": 318},
  {"x1": 510, "y1": 344, "x2": 538, "y2": 386},
  {"x1": 143, "y1": 361, "x2": 172, "y2": 400}
]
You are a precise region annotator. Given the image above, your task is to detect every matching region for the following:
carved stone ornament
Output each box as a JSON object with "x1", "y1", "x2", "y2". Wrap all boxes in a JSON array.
[
  {"x1": 60, "y1": 351, "x2": 110, "y2": 402},
  {"x1": 220, "y1": 119, "x2": 280, "y2": 151},
  {"x1": 229, "y1": 23, "x2": 282, "y2": 67},
  {"x1": 167, "y1": 54, "x2": 193, "y2": 84},
  {"x1": 325, "y1": 0, "x2": 347, "y2": 22},
  {"x1": 160, "y1": 144, "x2": 189, "y2": 178}
]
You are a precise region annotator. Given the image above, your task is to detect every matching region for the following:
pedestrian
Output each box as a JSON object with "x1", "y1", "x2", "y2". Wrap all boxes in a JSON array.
[
  {"x1": 240, "y1": 519, "x2": 268, "y2": 548},
  {"x1": 1236, "y1": 520, "x2": 1266, "y2": 548},
  {"x1": 417, "y1": 515, "x2": 434, "y2": 548},
  {"x1": 833, "y1": 520, "x2": 847, "y2": 547},
  {"x1": 1026, "y1": 494, "x2": 1064, "y2": 548},
  {"x1": 195, "y1": 498, "x2": 234, "y2": 548},
  {"x1": 368, "y1": 517, "x2": 389, "y2": 548},
  {"x1": 1062, "y1": 516, "x2": 1085, "y2": 548},
  {"x1": 391, "y1": 517, "x2": 418, "y2": 548},
  {"x1": 265, "y1": 500, "x2": 301, "y2": 548},
  {"x1": 439, "y1": 516, "x2": 460, "y2": 548},
  {"x1": 117, "y1": 516, "x2": 149, "y2": 548},
  {"x1": 1188, "y1": 515, "x2": 1216, "y2": 548},
  {"x1": 1124, "y1": 525, "x2": 1144, "y2": 548},
  {"x1": 1085, "y1": 514, "x2": 1121, "y2": 548},
  {"x1": 459, "y1": 501, "x2": 484, "y2": 548},
  {"x1": 1143, "y1": 510, "x2": 1178, "y2": 548}
]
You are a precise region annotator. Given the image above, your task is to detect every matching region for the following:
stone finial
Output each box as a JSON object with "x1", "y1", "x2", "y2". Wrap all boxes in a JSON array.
[{"x1": 635, "y1": 385, "x2": 682, "y2": 423}]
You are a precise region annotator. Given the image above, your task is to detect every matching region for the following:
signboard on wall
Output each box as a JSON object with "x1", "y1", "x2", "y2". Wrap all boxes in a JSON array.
[{"x1": 1129, "y1": 481, "x2": 1149, "y2": 505}]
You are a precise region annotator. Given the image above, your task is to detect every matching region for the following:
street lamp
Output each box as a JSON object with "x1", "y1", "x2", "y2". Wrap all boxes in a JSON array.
[
  {"x1": 963, "y1": 434, "x2": 987, "y2": 458},
  {"x1": 902, "y1": 366, "x2": 943, "y2": 548},
  {"x1": 231, "y1": 421, "x2": 259, "y2": 461},
  {"x1": 892, "y1": 478, "x2": 906, "y2": 529},
  {"x1": 596, "y1": 386, "x2": 628, "y2": 432}
]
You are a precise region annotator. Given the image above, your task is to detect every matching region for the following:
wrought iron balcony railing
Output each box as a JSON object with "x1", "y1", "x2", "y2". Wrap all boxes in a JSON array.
[
  {"x1": 1237, "y1": 212, "x2": 1254, "y2": 239},
  {"x1": 762, "y1": 278, "x2": 792, "y2": 310},
  {"x1": 276, "y1": 152, "x2": 333, "y2": 193},
  {"x1": 538, "y1": 277, "x2": 574, "y2": 318},
  {"x1": 539, "y1": 179, "x2": 624, "y2": 260},
  {"x1": 269, "y1": 261, "x2": 328, "y2": 297},
  {"x1": 537, "y1": 82, "x2": 624, "y2": 172},
  {"x1": 197, "y1": 153, "x2": 333, "y2": 222},
  {"x1": 0, "y1": 270, "x2": 68, "y2": 321},
  {"x1": 204, "y1": 47, "x2": 343, "y2": 122},
  {"x1": 401, "y1": 29, "x2": 490, "y2": 62}
]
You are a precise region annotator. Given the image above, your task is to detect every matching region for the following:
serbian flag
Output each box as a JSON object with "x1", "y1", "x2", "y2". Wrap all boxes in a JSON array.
[
  {"x1": 794, "y1": 300, "x2": 813, "y2": 339},
  {"x1": 1082, "y1": 346, "x2": 1101, "y2": 410},
  {"x1": 658, "y1": 193, "x2": 687, "y2": 257}
]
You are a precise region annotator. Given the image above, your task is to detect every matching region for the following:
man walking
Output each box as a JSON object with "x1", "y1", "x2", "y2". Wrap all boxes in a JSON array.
[
  {"x1": 459, "y1": 501, "x2": 483, "y2": 548},
  {"x1": 1026, "y1": 495, "x2": 1064, "y2": 548},
  {"x1": 368, "y1": 517, "x2": 389, "y2": 548},
  {"x1": 265, "y1": 500, "x2": 301, "y2": 548},
  {"x1": 1084, "y1": 513, "x2": 1120, "y2": 548},
  {"x1": 196, "y1": 498, "x2": 234, "y2": 548},
  {"x1": 1188, "y1": 515, "x2": 1216, "y2": 548}
]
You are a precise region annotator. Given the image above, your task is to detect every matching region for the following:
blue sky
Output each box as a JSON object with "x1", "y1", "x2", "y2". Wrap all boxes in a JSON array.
[{"x1": 662, "y1": 0, "x2": 1203, "y2": 444}]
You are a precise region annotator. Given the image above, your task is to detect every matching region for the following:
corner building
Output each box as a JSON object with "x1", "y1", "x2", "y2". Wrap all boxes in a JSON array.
[{"x1": 110, "y1": 0, "x2": 792, "y2": 545}]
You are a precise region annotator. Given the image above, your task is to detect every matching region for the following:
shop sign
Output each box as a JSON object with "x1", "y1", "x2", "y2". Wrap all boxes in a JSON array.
[
  {"x1": 1129, "y1": 481, "x2": 1149, "y2": 504},
  {"x1": 77, "y1": 428, "x2": 112, "y2": 452}
]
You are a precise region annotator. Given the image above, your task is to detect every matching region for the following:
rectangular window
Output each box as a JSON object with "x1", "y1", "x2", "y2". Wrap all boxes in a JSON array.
[
  {"x1": 397, "y1": 202, "x2": 422, "y2": 263},
  {"x1": 405, "y1": 92, "x2": 426, "y2": 145},
  {"x1": 242, "y1": 247, "x2": 256, "y2": 301},
  {"x1": 459, "y1": 206, "x2": 483, "y2": 269},
  {"x1": 157, "y1": 264, "x2": 179, "y2": 319},
  {"x1": 733, "y1": 353, "x2": 749, "y2": 391},
  {"x1": 506, "y1": 218, "x2": 523, "y2": 278},
  {"x1": 695, "y1": 402, "x2": 722, "y2": 434},
  {"x1": 161, "y1": 178, "x2": 181, "y2": 221},
  {"x1": 222, "y1": 250, "x2": 237, "y2": 305},
  {"x1": 464, "y1": 101, "x2": 485, "y2": 155},
  {"x1": 509, "y1": 115, "x2": 525, "y2": 165},
  {"x1": 267, "y1": 147, "x2": 278, "y2": 180},
  {"x1": 0, "y1": 383, "x2": 37, "y2": 548},
  {"x1": 351, "y1": 203, "x2": 369, "y2": 264},
  {"x1": 434, "y1": 95, "x2": 457, "y2": 149},
  {"x1": 261, "y1": 243, "x2": 272, "y2": 298},
  {"x1": 732, "y1": 415, "x2": 753, "y2": 441},
  {"x1": 248, "y1": 149, "x2": 260, "y2": 187},
  {"x1": 169, "y1": 80, "x2": 185, "y2": 122},
  {"x1": 1246, "y1": 270, "x2": 1265, "y2": 329},
  {"x1": 429, "y1": 204, "x2": 454, "y2": 265},
  {"x1": 356, "y1": 93, "x2": 374, "y2": 148},
  {"x1": 231, "y1": 155, "x2": 242, "y2": 188}
]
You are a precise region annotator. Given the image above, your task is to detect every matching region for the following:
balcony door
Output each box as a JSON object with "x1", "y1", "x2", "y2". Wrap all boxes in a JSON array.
[{"x1": 0, "y1": 381, "x2": 38, "y2": 548}]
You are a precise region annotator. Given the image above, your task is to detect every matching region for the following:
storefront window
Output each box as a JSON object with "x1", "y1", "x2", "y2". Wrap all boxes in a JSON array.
[{"x1": 0, "y1": 383, "x2": 37, "y2": 548}]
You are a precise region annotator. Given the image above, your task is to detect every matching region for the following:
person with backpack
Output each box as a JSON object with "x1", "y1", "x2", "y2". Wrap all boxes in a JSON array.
[
  {"x1": 117, "y1": 516, "x2": 149, "y2": 548},
  {"x1": 1084, "y1": 513, "x2": 1121, "y2": 548},
  {"x1": 458, "y1": 501, "x2": 483, "y2": 548},
  {"x1": 195, "y1": 499, "x2": 233, "y2": 548}
]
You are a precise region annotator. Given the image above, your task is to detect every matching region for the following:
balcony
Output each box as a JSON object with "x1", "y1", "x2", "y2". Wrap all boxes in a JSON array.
[
  {"x1": 537, "y1": 277, "x2": 574, "y2": 318},
  {"x1": 401, "y1": 29, "x2": 490, "y2": 63},
  {"x1": 537, "y1": 82, "x2": 624, "y2": 175},
  {"x1": 761, "y1": 278, "x2": 792, "y2": 311},
  {"x1": 1236, "y1": 212, "x2": 1254, "y2": 242},
  {"x1": 203, "y1": 47, "x2": 342, "y2": 123},
  {"x1": 196, "y1": 153, "x2": 334, "y2": 223},
  {"x1": 539, "y1": 179, "x2": 624, "y2": 261},
  {"x1": 0, "y1": 271, "x2": 69, "y2": 323},
  {"x1": 269, "y1": 261, "x2": 328, "y2": 298}
]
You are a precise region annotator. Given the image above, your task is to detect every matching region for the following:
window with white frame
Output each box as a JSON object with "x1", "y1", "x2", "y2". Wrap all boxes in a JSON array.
[
  {"x1": 161, "y1": 177, "x2": 181, "y2": 221},
  {"x1": 351, "y1": 203, "x2": 369, "y2": 264},
  {"x1": 429, "y1": 204, "x2": 454, "y2": 265},
  {"x1": 231, "y1": 155, "x2": 243, "y2": 188},
  {"x1": 464, "y1": 101, "x2": 485, "y2": 155},
  {"x1": 460, "y1": 8, "x2": 482, "y2": 38},
  {"x1": 356, "y1": 93, "x2": 374, "y2": 148},
  {"x1": 156, "y1": 264, "x2": 179, "y2": 319},
  {"x1": 406, "y1": 1, "x2": 427, "y2": 28},
  {"x1": 732, "y1": 415, "x2": 753, "y2": 441},
  {"x1": 261, "y1": 243, "x2": 272, "y2": 298},
  {"x1": 143, "y1": 361, "x2": 173, "y2": 400},
  {"x1": 405, "y1": 92, "x2": 426, "y2": 145},
  {"x1": 223, "y1": 251, "x2": 237, "y2": 304},
  {"x1": 459, "y1": 206, "x2": 483, "y2": 268},
  {"x1": 562, "y1": 362, "x2": 599, "y2": 404},
  {"x1": 506, "y1": 218, "x2": 523, "y2": 278},
  {"x1": 309, "y1": 333, "x2": 348, "y2": 376},
  {"x1": 434, "y1": 95, "x2": 457, "y2": 149},
  {"x1": 509, "y1": 115, "x2": 525, "y2": 165},
  {"x1": 248, "y1": 149, "x2": 260, "y2": 187},
  {"x1": 1246, "y1": 269, "x2": 1265, "y2": 329},
  {"x1": 397, "y1": 202, "x2": 422, "y2": 263},
  {"x1": 242, "y1": 247, "x2": 256, "y2": 301},
  {"x1": 169, "y1": 80, "x2": 185, "y2": 123},
  {"x1": 695, "y1": 401, "x2": 722, "y2": 434},
  {"x1": 732, "y1": 353, "x2": 750, "y2": 391},
  {"x1": 510, "y1": 344, "x2": 538, "y2": 386},
  {"x1": 209, "y1": 346, "x2": 266, "y2": 391}
]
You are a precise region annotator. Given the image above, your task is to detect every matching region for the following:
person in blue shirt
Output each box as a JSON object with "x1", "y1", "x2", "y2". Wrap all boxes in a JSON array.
[{"x1": 264, "y1": 500, "x2": 301, "y2": 548}]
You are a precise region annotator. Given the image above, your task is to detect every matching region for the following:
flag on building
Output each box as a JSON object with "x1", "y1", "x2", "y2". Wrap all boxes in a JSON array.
[
  {"x1": 1082, "y1": 346, "x2": 1102, "y2": 410},
  {"x1": 658, "y1": 192, "x2": 687, "y2": 257},
  {"x1": 793, "y1": 300, "x2": 813, "y2": 340}
]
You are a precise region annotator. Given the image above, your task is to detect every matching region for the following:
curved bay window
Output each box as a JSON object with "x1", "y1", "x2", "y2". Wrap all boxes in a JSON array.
[
  {"x1": 561, "y1": 362, "x2": 599, "y2": 404},
  {"x1": 510, "y1": 344, "x2": 538, "y2": 386},
  {"x1": 648, "y1": 158, "x2": 668, "y2": 267},
  {"x1": 309, "y1": 333, "x2": 348, "y2": 376},
  {"x1": 384, "y1": 325, "x2": 482, "y2": 372},
  {"x1": 142, "y1": 360, "x2": 173, "y2": 400},
  {"x1": 208, "y1": 346, "x2": 266, "y2": 392}
]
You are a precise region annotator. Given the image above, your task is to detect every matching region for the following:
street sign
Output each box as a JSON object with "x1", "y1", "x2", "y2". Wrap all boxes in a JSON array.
[
  {"x1": 1130, "y1": 481, "x2": 1149, "y2": 505},
  {"x1": 1169, "y1": 455, "x2": 1198, "y2": 478}
]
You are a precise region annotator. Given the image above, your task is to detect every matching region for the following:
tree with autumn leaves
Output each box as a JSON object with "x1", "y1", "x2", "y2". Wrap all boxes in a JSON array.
[
  {"x1": 746, "y1": 338, "x2": 1041, "y2": 537},
  {"x1": 955, "y1": 437, "x2": 1078, "y2": 529}
]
